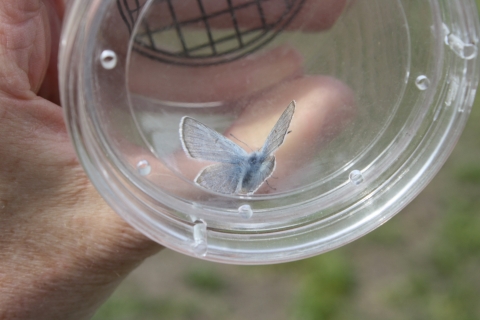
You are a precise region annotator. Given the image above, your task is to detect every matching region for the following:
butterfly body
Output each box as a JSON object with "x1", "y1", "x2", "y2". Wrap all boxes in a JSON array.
[
  {"x1": 237, "y1": 152, "x2": 276, "y2": 194},
  {"x1": 180, "y1": 101, "x2": 295, "y2": 195}
]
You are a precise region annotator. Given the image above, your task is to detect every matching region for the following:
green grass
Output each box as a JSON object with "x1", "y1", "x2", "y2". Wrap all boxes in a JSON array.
[
  {"x1": 388, "y1": 196, "x2": 480, "y2": 320},
  {"x1": 385, "y1": 101, "x2": 480, "y2": 320},
  {"x1": 184, "y1": 266, "x2": 227, "y2": 293},
  {"x1": 456, "y1": 164, "x2": 480, "y2": 184},
  {"x1": 93, "y1": 296, "x2": 199, "y2": 320},
  {"x1": 290, "y1": 252, "x2": 355, "y2": 320}
]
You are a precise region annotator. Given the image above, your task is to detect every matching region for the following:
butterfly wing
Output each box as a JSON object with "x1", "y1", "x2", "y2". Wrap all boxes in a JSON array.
[
  {"x1": 180, "y1": 117, "x2": 248, "y2": 163},
  {"x1": 261, "y1": 101, "x2": 295, "y2": 156},
  {"x1": 195, "y1": 163, "x2": 243, "y2": 194}
]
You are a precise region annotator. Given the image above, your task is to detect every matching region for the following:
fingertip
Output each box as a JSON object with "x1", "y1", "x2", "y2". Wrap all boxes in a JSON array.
[
  {"x1": 129, "y1": 45, "x2": 303, "y2": 102},
  {"x1": 290, "y1": 76, "x2": 356, "y2": 141},
  {"x1": 289, "y1": 0, "x2": 348, "y2": 31}
]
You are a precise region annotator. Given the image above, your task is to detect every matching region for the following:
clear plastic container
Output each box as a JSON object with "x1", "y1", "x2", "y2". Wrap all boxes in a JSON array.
[{"x1": 60, "y1": 0, "x2": 480, "y2": 264}]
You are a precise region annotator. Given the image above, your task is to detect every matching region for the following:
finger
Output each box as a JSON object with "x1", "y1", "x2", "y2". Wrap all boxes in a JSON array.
[
  {"x1": 205, "y1": 0, "x2": 347, "y2": 31},
  {"x1": 143, "y1": 0, "x2": 346, "y2": 32},
  {"x1": 288, "y1": 0, "x2": 347, "y2": 31},
  {"x1": 37, "y1": 0, "x2": 64, "y2": 104},
  {"x1": 128, "y1": 44, "x2": 303, "y2": 102},
  {"x1": 227, "y1": 76, "x2": 356, "y2": 193},
  {"x1": 0, "y1": 0, "x2": 51, "y2": 99}
]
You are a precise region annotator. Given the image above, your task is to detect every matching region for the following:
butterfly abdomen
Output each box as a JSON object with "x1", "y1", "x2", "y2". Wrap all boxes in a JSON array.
[{"x1": 238, "y1": 153, "x2": 275, "y2": 194}]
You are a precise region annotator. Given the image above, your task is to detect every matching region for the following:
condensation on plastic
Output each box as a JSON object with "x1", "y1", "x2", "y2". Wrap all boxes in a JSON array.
[{"x1": 60, "y1": 0, "x2": 480, "y2": 264}]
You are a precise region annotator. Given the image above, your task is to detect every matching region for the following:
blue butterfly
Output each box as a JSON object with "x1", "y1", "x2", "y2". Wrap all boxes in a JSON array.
[{"x1": 180, "y1": 101, "x2": 295, "y2": 195}]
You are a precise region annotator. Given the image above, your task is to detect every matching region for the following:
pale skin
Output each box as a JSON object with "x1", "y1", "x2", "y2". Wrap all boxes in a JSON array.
[{"x1": 0, "y1": 0, "x2": 353, "y2": 319}]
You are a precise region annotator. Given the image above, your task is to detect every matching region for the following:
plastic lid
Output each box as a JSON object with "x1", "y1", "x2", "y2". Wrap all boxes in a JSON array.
[{"x1": 60, "y1": 0, "x2": 480, "y2": 264}]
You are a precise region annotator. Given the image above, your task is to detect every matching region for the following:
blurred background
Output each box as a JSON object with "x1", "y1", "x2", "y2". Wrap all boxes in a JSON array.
[{"x1": 93, "y1": 2, "x2": 480, "y2": 319}]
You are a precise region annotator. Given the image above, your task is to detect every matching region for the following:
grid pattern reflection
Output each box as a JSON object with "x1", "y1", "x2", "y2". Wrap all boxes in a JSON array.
[{"x1": 117, "y1": 0, "x2": 305, "y2": 66}]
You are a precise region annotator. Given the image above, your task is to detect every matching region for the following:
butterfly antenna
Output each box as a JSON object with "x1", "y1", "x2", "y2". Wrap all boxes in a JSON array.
[
  {"x1": 265, "y1": 179, "x2": 277, "y2": 191},
  {"x1": 230, "y1": 133, "x2": 254, "y2": 152}
]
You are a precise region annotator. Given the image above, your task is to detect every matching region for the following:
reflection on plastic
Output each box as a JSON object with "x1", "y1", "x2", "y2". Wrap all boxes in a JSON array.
[{"x1": 193, "y1": 220, "x2": 208, "y2": 257}]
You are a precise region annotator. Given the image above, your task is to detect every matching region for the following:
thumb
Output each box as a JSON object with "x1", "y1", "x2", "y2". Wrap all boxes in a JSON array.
[{"x1": 0, "y1": 0, "x2": 61, "y2": 100}]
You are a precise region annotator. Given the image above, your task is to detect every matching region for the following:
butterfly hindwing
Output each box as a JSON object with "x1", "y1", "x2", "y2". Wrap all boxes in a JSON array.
[{"x1": 195, "y1": 163, "x2": 243, "y2": 194}]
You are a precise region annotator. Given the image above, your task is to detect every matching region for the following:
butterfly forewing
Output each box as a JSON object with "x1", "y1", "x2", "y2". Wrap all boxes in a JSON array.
[
  {"x1": 261, "y1": 101, "x2": 295, "y2": 156},
  {"x1": 180, "y1": 117, "x2": 248, "y2": 163}
]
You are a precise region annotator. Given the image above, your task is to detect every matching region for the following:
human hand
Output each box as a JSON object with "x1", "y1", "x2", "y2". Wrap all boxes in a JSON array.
[
  {"x1": 0, "y1": 1, "x2": 161, "y2": 319},
  {"x1": 0, "y1": 0, "x2": 353, "y2": 319}
]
